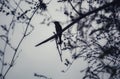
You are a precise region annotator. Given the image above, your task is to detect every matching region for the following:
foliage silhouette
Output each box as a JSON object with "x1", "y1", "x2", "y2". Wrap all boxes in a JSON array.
[
  {"x1": 36, "y1": 0, "x2": 119, "y2": 46},
  {"x1": 36, "y1": 0, "x2": 120, "y2": 79}
]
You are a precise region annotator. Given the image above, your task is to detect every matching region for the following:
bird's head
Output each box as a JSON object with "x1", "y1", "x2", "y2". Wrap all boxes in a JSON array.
[{"x1": 53, "y1": 21, "x2": 59, "y2": 25}]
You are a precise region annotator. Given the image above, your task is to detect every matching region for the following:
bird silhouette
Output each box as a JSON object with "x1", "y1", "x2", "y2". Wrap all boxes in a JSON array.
[{"x1": 53, "y1": 21, "x2": 62, "y2": 44}]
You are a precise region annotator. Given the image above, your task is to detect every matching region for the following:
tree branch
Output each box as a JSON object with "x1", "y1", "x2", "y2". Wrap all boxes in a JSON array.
[{"x1": 35, "y1": 0, "x2": 119, "y2": 47}]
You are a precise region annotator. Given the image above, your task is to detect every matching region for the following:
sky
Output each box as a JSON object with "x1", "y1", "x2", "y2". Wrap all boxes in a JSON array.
[{"x1": 0, "y1": 0, "x2": 88, "y2": 79}]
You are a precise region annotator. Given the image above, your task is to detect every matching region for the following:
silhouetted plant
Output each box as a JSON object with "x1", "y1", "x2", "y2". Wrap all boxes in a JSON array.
[
  {"x1": 58, "y1": 0, "x2": 120, "y2": 79},
  {"x1": 36, "y1": 0, "x2": 120, "y2": 79},
  {"x1": 0, "y1": 0, "x2": 52, "y2": 79}
]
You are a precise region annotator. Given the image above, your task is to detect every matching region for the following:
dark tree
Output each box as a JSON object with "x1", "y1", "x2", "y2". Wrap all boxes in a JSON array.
[{"x1": 36, "y1": 0, "x2": 120, "y2": 79}]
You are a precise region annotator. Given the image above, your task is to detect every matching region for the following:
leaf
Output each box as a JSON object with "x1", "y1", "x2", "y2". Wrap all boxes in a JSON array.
[
  {"x1": 0, "y1": 25, "x2": 8, "y2": 32},
  {"x1": 64, "y1": 10, "x2": 69, "y2": 16},
  {"x1": 0, "y1": 50, "x2": 4, "y2": 56},
  {"x1": 6, "y1": 12, "x2": 10, "y2": 16},
  {"x1": 96, "y1": 19, "x2": 102, "y2": 24},
  {"x1": 34, "y1": 73, "x2": 51, "y2": 79},
  {"x1": 0, "y1": 35, "x2": 8, "y2": 41},
  {"x1": 57, "y1": 0, "x2": 67, "y2": 2},
  {"x1": 64, "y1": 59, "x2": 71, "y2": 66},
  {"x1": 11, "y1": 10, "x2": 15, "y2": 15},
  {"x1": 72, "y1": 53, "x2": 79, "y2": 59},
  {"x1": 89, "y1": 28, "x2": 103, "y2": 35},
  {"x1": 39, "y1": 2, "x2": 47, "y2": 11},
  {"x1": 3, "y1": 63, "x2": 7, "y2": 66},
  {"x1": 0, "y1": 73, "x2": 2, "y2": 77},
  {"x1": 2, "y1": 10, "x2": 5, "y2": 13}
]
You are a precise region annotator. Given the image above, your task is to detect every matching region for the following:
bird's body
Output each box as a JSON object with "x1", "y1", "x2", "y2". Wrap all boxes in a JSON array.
[{"x1": 53, "y1": 21, "x2": 62, "y2": 44}]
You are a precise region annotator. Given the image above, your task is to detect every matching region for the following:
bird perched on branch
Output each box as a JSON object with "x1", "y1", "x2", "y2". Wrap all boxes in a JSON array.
[{"x1": 53, "y1": 21, "x2": 62, "y2": 45}]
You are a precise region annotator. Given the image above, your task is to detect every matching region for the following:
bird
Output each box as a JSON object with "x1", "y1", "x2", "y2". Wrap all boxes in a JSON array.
[{"x1": 53, "y1": 21, "x2": 62, "y2": 45}]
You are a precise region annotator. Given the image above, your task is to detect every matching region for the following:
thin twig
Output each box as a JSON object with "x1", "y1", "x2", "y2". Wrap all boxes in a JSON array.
[
  {"x1": 3, "y1": 2, "x2": 39, "y2": 78},
  {"x1": 0, "y1": 0, "x2": 22, "y2": 78},
  {"x1": 68, "y1": 0, "x2": 83, "y2": 16}
]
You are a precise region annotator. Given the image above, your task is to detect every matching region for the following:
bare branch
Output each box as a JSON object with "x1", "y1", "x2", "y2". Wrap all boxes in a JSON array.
[{"x1": 3, "y1": 2, "x2": 39, "y2": 78}]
